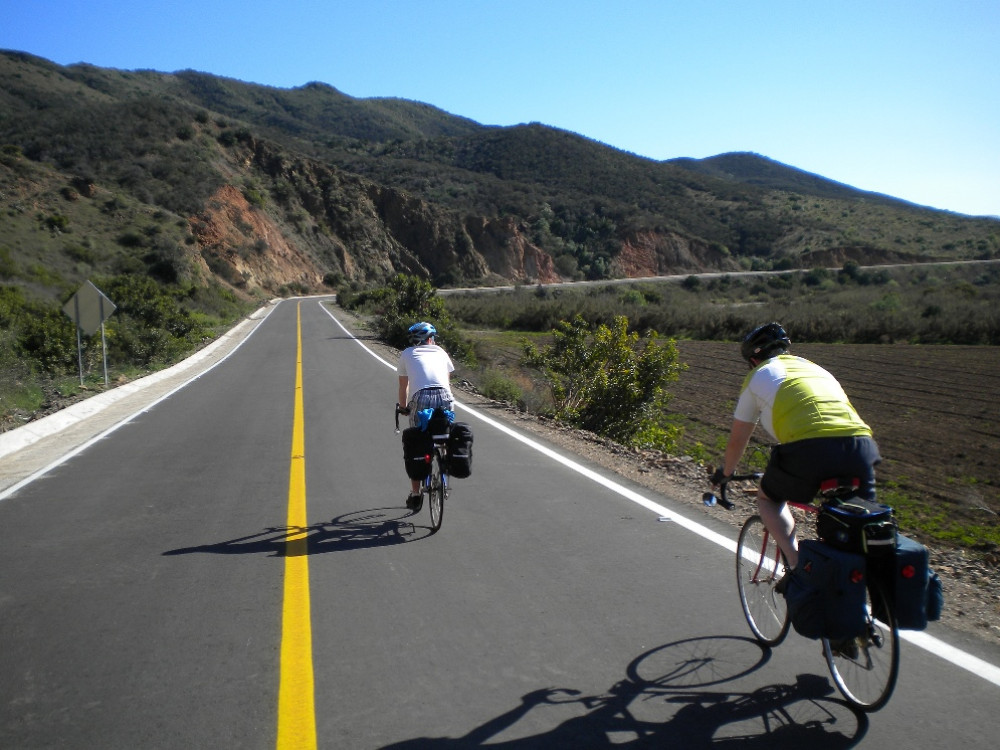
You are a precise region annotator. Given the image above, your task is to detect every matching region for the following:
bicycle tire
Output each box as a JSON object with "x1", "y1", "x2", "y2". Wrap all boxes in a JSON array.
[
  {"x1": 823, "y1": 578, "x2": 899, "y2": 711},
  {"x1": 736, "y1": 515, "x2": 790, "y2": 646},
  {"x1": 427, "y1": 450, "x2": 446, "y2": 532}
]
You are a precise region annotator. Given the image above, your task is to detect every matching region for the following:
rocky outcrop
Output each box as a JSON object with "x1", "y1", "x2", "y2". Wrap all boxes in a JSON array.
[
  {"x1": 189, "y1": 185, "x2": 324, "y2": 293},
  {"x1": 464, "y1": 216, "x2": 560, "y2": 283},
  {"x1": 612, "y1": 231, "x2": 739, "y2": 277},
  {"x1": 209, "y1": 138, "x2": 568, "y2": 291},
  {"x1": 367, "y1": 186, "x2": 490, "y2": 282},
  {"x1": 362, "y1": 188, "x2": 561, "y2": 285},
  {"x1": 189, "y1": 139, "x2": 751, "y2": 296}
]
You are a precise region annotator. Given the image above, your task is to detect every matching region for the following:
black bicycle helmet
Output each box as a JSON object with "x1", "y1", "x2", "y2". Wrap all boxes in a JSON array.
[
  {"x1": 740, "y1": 322, "x2": 790, "y2": 363},
  {"x1": 408, "y1": 321, "x2": 437, "y2": 345}
]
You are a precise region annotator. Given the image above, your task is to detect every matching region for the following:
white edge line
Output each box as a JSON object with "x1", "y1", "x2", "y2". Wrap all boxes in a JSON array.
[
  {"x1": 320, "y1": 299, "x2": 1000, "y2": 690},
  {"x1": 0, "y1": 304, "x2": 277, "y2": 503}
]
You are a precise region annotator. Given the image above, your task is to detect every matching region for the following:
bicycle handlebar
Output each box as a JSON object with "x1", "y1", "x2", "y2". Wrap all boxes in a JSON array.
[
  {"x1": 703, "y1": 472, "x2": 762, "y2": 511},
  {"x1": 394, "y1": 403, "x2": 410, "y2": 433}
]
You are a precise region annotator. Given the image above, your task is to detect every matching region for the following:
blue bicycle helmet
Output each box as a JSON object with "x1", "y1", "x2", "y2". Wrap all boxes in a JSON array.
[{"x1": 408, "y1": 321, "x2": 437, "y2": 345}]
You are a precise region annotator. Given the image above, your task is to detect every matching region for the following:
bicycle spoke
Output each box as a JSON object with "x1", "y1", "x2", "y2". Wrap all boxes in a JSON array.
[
  {"x1": 723, "y1": 473, "x2": 899, "y2": 712},
  {"x1": 427, "y1": 450, "x2": 445, "y2": 531},
  {"x1": 824, "y1": 582, "x2": 899, "y2": 711},
  {"x1": 736, "y1": 516, "x2": 790, "y2": 646}
]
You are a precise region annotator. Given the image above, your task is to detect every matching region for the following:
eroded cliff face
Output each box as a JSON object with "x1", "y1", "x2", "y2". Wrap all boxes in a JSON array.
[
  {"x1": 189, "y1": 185, "x2": 324, "y2": 294},
  {"x1": 613, "y1": 231, "x2": 739, "y2": 277},
  {"x1": 363, "y1": 188, "x2": 560, "y2": 284},
  {"x1": 187, "y1": 141, "x2": 566, "y2": 295},
  {"x1": 187, "y1": 139, "x2": 728, "y2": 297},
  {"x1": 463, "y1": 215, "x2": 560, "y2": 283},
  {"x1": 240, "y1": 139, "x2": 571, "y2": 289}
]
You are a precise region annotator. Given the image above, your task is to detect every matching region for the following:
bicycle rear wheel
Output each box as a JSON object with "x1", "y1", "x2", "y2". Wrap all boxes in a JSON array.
[
  {"x1": 427, "y1": 452, "x2": 446, "y2": 532},
  {"x1": 736, "y1": 515, "x2": 790, "y2": 646},
  {"x1": 823, "y1": 579, "x2": 899, "y2": 711}
]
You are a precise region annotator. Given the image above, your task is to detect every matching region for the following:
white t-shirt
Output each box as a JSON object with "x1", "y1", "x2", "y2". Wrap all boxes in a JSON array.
[{"x1": 398, "y1": 344, "x2": 455, "y2": 396}]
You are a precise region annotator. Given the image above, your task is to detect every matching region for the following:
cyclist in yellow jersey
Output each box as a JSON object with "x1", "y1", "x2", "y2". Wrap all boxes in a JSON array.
[{"x1": 711, "y1": 323, "x2": 880, "y2": 568}]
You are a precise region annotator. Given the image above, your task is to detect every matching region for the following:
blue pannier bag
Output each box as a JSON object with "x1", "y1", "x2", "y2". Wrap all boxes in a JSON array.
[
  {"x1": 927, "y1": 572, "x2": 944, "y2": 622},
  {"x1": 785, "y1": 540, "x2": 868, "y2": 641},
  {"x1": 817, "y1": 497, "x2": 897, "y2": 558},
  {"x1": 890, "y1": 534, "x2": 943, "y2": 630}
]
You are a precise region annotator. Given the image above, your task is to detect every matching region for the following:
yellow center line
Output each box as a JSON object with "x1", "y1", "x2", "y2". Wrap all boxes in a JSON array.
[{"x1": 277, "y1": 303, "x2": 317, "y2": 750}]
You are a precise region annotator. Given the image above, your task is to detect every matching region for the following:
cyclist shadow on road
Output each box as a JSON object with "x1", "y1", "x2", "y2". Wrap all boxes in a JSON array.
[
  {"x1": 381, "y1": 635, "x2": 869, "y2": 749},
  {"x1": 162, "y1": 507, "x2": 431, "y2": 558}
]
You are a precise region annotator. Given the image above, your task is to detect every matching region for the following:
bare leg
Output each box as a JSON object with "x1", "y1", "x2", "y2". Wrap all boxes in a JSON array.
[
  {"x1": 411, "y1": 479, "x2": 421, "y2": 495},
  {"x1": 756, "y1": 489, "x2": 799, "y2": 568}
]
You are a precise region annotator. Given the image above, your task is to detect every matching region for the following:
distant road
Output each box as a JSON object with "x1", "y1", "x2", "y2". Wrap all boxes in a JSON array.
[
  {"x1": 2, "y1": 298, "x2": 999, "y2": 748},
  {"x1": 440, "y1": 257, "x2": 1000, "y2": 295}
]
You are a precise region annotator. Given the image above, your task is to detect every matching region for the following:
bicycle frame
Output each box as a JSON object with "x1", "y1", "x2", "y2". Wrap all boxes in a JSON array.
[
  {"x1": 715, "y1": 472, "x2": 900, "y2": 711},
  {"x1": 396, "y1": 403, "x2": 449, "y2": 532}
]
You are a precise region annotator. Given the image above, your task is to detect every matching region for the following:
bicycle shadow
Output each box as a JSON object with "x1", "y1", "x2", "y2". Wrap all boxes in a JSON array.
[
  {"x1": 380, "y1": 635, "x2": 869, "y2": 749},
  {"x1": 162, "y1": 507, "x2": 432, "y2": 557}
]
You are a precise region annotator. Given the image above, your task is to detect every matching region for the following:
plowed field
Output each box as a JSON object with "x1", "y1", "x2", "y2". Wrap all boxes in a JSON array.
[{"x1": 672, "y1": 341, "x2": 1000, "y2": 535}]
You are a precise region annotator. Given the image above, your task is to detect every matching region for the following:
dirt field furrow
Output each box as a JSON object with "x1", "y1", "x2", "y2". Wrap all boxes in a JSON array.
[{"x1": 672, "y1": 341, "x2": 1000, "y2": 523}]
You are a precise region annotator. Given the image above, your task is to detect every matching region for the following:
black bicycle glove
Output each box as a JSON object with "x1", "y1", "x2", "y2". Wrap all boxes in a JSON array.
[{"x1": 709, "y1": 467, "x2": 730, "y2": 485}]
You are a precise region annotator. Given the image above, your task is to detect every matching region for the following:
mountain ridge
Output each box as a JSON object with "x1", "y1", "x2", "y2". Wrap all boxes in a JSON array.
[{"x1": 1, "y1": 49, "x2": 996, "y2": 302}]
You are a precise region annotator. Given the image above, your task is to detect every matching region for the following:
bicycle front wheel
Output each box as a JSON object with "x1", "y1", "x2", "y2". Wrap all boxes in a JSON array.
[
  {"x1": 823, "y1": 579, "x2": 899, "y2": 711},
  {"x1": 427, "y1": 452, "x2": 446, "y2": 532},
  {"x1": 736, "y1": 515, "x2": 790, "y2": 646}
]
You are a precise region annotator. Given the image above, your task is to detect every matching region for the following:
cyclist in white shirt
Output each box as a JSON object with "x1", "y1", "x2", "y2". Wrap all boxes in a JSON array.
[
  {"x1": 397, "y1": 321, "x2": 455, "y2": 508},
  {"x1": 712, "y1": 323, "x2": 880, "y2": 568}
]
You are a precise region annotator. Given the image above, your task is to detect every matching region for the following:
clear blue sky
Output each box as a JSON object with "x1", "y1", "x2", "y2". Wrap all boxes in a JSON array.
[{"x1": 4, "y1": 1, "x2": 998, "y2": 217}]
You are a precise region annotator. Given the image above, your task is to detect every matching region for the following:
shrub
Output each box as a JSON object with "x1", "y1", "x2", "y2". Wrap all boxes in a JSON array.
[
  {"x1": 477, "y1": 369, "x2": 523, "y2": 405},
  {"x1": 523, "y1": 314, "x2": 684, "y2": 450},
  {"x1": 682, "y1": 275, "x2": 701, "y2": 291},
  {"x1": 0, "y1": 247, "x2": 17, "y2": 279},
  {"x1": 15, "y1": 302, "x2": 79, "y2": 373},
  {"x1": 371, "y1": 274, "x2": 473, "y2": 362},
  {"x1": 44, "y1": 214, "x2": 70, "y2": 233}
]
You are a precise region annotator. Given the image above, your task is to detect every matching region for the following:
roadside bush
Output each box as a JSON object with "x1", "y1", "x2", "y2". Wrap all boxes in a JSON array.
[
  {"x1": 14, "y1": 300, "x2": 79, "y2": 373},
  {"x1": 369, "y1": 274, "x2": 474, "y2": 362},
  {"x1": 523, "y1": 314, "x2": 684, "y2": 450},
  {"x1": 477, "y1": 368, "x2": 524, "y2": 406},
  {"x1": 444, "y1": 263, "x2": 1000, "y2": 345}
]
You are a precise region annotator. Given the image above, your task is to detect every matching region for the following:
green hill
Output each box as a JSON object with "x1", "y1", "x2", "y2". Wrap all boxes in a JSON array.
[{"x1": 2, "y1": 47, "x2": 998, "y2": 306}]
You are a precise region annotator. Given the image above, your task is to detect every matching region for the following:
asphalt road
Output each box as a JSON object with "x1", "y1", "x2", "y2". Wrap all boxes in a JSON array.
[{"x1": 2, "y1": 298, "x2": 999, "y2": 749}]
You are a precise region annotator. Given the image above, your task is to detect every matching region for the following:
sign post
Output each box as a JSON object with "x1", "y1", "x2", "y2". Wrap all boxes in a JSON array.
[{"x1": 62, "y1": 281, "x2": 116, "y2": 386}]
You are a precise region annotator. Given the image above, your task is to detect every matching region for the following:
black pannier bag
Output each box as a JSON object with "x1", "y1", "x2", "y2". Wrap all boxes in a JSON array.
[
  {"x1": 817, "y1": 497, "x2": 897, "y2": 558},
  {"x1": 785, "y1": 540, "x2": 869, "y2": 640},
  {"x1": 447, "y1": 422, "x2": 474, "y2": 478},
  {"x1": 401, "y1": 426, "x2": 432, "y2": 481},
  {"x1": 426, "y1": 407, "x2": 453, "y2": 440}
]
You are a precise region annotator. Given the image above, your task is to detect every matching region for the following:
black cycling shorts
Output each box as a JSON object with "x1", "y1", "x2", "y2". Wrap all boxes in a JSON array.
[{"x1": 761, "y1": 435, "x2": 881, "y2": 504}]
